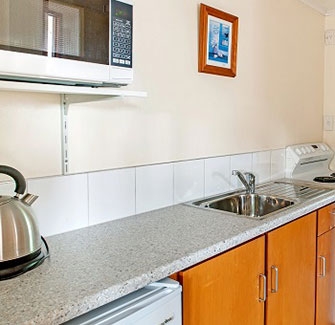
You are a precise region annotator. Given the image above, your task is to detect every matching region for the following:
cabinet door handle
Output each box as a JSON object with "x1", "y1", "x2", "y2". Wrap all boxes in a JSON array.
[
  {"x1": 271, "y1": 265, "x2": 279, "y2": 293},
  {"x1": 258, "y1": 273, "x2": 267, "y2": 302},
  {"x1": 319, "y1": 256, "x2": 326, "y2": 277}
]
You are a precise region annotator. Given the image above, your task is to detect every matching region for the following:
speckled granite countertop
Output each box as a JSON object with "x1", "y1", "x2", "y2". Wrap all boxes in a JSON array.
[{"x1": 2, "y1": 179, "x2": 335, "y2": 325}]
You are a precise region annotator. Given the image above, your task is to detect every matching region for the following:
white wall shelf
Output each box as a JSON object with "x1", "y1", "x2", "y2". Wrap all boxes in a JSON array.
[{"x1": 0, "y1": 80, "x2": 147, "y2": 98}]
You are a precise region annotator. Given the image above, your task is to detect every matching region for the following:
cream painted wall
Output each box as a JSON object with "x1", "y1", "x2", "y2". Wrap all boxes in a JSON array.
[
  {"x1": 324, "y1": 15, "x2": 335, "y2": 168},
  {"x1": 67, "y1": 0, "x2": 325, "y2": 173},
  {"x1": 0, "y1": 0, "x2": 326, "y2": 177},
  {"x1": 0, "y1": 92, "x2": 62, "y2": 178}
]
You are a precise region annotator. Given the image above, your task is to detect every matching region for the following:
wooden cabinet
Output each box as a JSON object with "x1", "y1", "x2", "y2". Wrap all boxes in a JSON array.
[
  {"x1": 318, "y1": 203, "x2": 335, "y2": 236},
  {"x1": 266, "y1": 212, "x2": 317, "y2": 325},
  {"x1": 316, "y1": 222, "x2": 335, "y2": 324},
  {"x1": 179, "y1": 236, "x2": 265, "y2": 325},
  {"x1": 178, "y1": 212, "x2": 317, "y2": 324}
]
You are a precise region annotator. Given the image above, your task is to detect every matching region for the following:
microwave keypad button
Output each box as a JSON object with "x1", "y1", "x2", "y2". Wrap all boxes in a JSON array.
[{"x1": 111, "y1": 0, "x2": 133, "y2": 67}]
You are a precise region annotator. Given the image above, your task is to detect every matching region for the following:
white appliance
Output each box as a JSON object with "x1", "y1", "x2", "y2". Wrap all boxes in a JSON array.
[
  {"x1": 0, "y1": 0, "x2": 133, "y2": 86},
  {"x1": 64, "y1": 278, "x2": 182, "y2": 325},
  {"x1": 286, "y1": 142, "x2": 335, "y2": 182}
]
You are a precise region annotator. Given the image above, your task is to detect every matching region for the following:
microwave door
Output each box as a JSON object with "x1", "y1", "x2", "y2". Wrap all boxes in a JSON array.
[{"x1": 0, "y1": 0, "x2": 115, "y2": 85}]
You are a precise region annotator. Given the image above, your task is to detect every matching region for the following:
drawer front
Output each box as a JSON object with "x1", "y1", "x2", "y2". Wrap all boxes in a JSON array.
[{"x1": 318, "y1": 203, "x2": 335, "y2": 236}]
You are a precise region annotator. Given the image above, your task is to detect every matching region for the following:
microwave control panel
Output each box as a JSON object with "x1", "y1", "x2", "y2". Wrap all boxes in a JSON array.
[{"x1": 111, "y1": 0, "x2": 133, "y2": 68}]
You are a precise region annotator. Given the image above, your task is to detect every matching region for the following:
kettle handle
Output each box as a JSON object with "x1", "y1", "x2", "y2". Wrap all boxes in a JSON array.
[{"x1": 0, "y1": 165, "x2": 26, "y2": 195}]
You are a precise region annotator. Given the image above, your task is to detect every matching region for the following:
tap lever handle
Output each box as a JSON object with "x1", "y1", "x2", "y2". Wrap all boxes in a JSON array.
[
  {"x1": 245, "y1": 172, "x2": 255, "y2": 183},
  {"x1": 232, "y1": 170, "x2": 256, "y2": 194}
]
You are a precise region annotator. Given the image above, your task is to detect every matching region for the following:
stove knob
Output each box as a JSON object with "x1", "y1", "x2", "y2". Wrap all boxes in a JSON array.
[{"x1": 301, "y1": 147, "x2": 306, "y2": 154}]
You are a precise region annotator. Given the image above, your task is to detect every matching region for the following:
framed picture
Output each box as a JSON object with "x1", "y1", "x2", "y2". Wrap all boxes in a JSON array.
[{"x1": 198, "y1": 4, "x2": 239, "y2": 77}]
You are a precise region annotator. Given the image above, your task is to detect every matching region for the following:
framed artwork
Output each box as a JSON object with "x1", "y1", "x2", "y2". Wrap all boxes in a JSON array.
[{"x1": 198, "y1": 4, "x2": 239, "y2": 77}]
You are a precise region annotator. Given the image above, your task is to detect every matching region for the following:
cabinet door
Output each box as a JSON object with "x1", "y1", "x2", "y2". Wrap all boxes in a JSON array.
[
  {"x1": 266, "y1": 212, "x2": 317, "y2": 325},
  {"x1": 179, "y1": 235, "x2": 265, "y2": 325},
  {"x1": 318, "y1": 203, "x2": 335, "y2": 236},
  {"x1": 316, "y1": 228, "x2": 335, "y2": 325}
]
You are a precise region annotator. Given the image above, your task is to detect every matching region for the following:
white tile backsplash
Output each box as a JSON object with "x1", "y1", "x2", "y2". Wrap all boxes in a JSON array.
[
  {"x1": 136, "y1": 163, "x2": 173, "y2": 214},
  {"x1": 174, "y1": 159, "x2": 205, "y2": 203},
  {"x1": 3, "y1": 148, "x2": 286, "y2": 236},
  {"x1": 252, "y1": 151, "x2": 271, "y2": 184},
  {"x1": 271, "y1": 149, "x2": 286, "y2": 180},
  {"x1": 88, "y1": 168, "x2": 135, "y2": 226},
  {"x1": 204, "y1": 156, "x2": 232, "y2": 196},
  {"x1": 27, "y1": 174, "x2": 89, "y2": 237}
]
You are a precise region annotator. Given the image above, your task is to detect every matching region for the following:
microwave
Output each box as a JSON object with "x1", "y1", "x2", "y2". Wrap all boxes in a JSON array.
[{"x1": 0, "y1": 0, "x2": 133, "y2": 86}]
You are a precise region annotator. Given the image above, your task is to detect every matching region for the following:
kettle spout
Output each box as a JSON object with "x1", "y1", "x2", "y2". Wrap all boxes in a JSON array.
[{"x1": 21, "y1": 193, "x2": 39, "y2": 206}]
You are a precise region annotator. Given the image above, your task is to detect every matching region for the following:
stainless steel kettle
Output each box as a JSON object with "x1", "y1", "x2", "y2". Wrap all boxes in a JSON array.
[{"x1": 0, "y1": 165, "x2": 41, "y2": 263}]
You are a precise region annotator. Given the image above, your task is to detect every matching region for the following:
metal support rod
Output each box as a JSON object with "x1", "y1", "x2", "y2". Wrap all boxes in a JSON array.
[{"x1": 61, "y1": 94, "x2": 69, "y2": 175}]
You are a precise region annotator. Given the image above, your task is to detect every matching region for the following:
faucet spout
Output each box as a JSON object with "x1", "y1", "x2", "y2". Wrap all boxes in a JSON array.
[{"x1": 232, "y1": 170, "x2": 256, "y2": 194}]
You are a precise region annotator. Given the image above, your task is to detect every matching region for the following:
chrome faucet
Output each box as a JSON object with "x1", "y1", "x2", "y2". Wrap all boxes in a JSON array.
[{"x1": 232, "y1": 170, "x2": 256, "y2": 194}]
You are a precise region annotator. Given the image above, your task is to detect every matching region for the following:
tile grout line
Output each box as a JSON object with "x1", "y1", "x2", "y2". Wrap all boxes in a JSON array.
[{"x1": 86, "y1": 173, "x2": 90, "y2": 227}]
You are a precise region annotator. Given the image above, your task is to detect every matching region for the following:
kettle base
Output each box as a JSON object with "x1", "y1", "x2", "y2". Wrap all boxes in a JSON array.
[{"x1": 0, "y1": 236, "x2": 49, "y2": 280}]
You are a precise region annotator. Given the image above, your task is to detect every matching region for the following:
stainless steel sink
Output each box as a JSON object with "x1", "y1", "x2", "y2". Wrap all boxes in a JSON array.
[
  {"x1": 189, "y1": 181, "x2": 333, "y2": 219},
  {"x1": 198, "y1": 194, "x2": 294, "y2": 218}
]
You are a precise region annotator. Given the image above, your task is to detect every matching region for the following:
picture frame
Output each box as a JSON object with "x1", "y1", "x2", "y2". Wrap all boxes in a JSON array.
[{"x1": 198, "y1": 4, "x2": 239, "y2": 77}]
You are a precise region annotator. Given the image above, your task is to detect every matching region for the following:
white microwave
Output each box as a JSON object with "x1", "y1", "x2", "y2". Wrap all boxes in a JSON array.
[{"x1": 0, "y1": 0, "x2": 133, "y2": 86}]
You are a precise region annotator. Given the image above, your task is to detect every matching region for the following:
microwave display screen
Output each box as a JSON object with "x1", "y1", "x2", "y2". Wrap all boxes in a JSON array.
[
  {"x1": 110, "y1": 0, "x2": 132, "y2": 68},
  {"x1": 0, "y1": 0, "x2": 110, "y2": 65}
]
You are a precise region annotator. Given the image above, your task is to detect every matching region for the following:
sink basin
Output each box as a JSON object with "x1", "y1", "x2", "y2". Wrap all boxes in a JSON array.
[
  {"x1": 193, "y1": 193, "x2": 295, "y2": 218},
  {"x1": 189, "y1": 181, "x2": 334, "y2": 219}
]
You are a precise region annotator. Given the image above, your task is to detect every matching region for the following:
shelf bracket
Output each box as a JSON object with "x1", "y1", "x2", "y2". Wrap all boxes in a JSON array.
[
  {"x1": 61, "y1": 94, "x2": 70, "y2": 175},
  {"x1": 59, "y1": 90, "x2": 147, "y2": 174},
  {"x1": 60, "y1": 94, "x2": 126, "y2": 174}
]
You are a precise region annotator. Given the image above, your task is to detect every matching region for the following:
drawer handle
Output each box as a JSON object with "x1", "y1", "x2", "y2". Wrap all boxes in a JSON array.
[
  {"x1": 258, "y1": 273, "x2": 267, "y2": 302},
  {"x1": 271, "y1": 265, "x2": 279, "y2": 293},
  {"x1": 319, "y1": 256, "x2": 326, "y2": 277}
]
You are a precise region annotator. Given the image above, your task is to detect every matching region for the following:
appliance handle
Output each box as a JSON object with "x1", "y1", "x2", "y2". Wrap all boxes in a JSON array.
[{"x1": 0, "y1": 165, "x2": 26, "y2": 195}]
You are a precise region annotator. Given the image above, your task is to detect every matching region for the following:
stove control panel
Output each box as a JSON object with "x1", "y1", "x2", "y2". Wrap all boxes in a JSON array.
[
  {"x1": 286, "y1": 143, "x2": 334, "y2": 178},
  {"x1": 292, "y1": 143, "x2": 329, "y2": 156},
  {"x1": 287, "y1": 143, "x2": 332, "y2": 160}
]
